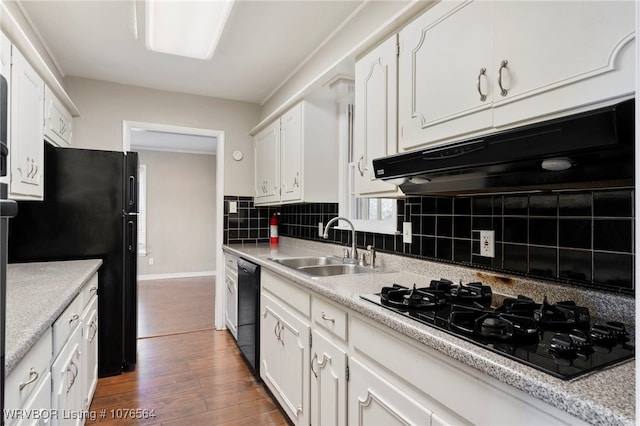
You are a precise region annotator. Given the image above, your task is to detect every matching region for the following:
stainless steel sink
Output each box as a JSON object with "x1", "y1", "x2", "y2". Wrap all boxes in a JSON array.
[
  {"x1": 297, "y1": 264, "x2": 376, "y2": 276},
  {"x1": 268, "y1": 256, "x2": 377, "y2": 276},
  {"x1": 269, "y1": 256, "x2": 344, "y2": 268}
]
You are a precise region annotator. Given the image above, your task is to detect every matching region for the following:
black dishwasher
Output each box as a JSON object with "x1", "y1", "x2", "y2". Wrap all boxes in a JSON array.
[{"x1": 236, "y1": 258, "x2": 260, "y2": 376}]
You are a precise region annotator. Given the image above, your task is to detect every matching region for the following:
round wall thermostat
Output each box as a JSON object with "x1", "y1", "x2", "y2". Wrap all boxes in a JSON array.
[{"x1": 232, "y1": 150, "x2": 243, "y2": 161}]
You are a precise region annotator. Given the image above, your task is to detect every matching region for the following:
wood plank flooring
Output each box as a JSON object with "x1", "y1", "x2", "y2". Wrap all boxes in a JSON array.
[
  {"x1": 86, "y1": 277, "x2": 287, "y2": 425},
  {"x1": 138, "y1": 277, "x2": 215, "y2": 338}
]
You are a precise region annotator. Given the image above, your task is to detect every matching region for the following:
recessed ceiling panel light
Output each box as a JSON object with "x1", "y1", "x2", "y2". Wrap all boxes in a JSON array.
[{"x1": 145, "y1": 0, "x2": 234, "y2": 60}]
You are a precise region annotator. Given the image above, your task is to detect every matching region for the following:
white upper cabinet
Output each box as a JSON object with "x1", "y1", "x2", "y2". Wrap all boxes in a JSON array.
[
  {"x1": 254, "y1": 100, "x2": 338, "y2": 206},
  {"x1": 398, "y1": 0, "x2": 635, "y2": 151},
  {"x1": 354, "y1": 34, "x2": 402, "y2": 197},
  {"x1": 44, "y1": 85, "x2": 73, "y2": 147},
  {"x1": 10, "y1": 45, "x2": 44, "y2": 200},
  {"x1": 491, "y1": 0, "x2": 635, "y2": 126},
  {"x1": 280, "y1": 105, "x2": 303, "y2": 203},
  {"x1": 254, "y1": 119, "x2": 281, "y2": 205},
  {"x1": 399, "y1": 1, "x2": 494, "y2": 151}
]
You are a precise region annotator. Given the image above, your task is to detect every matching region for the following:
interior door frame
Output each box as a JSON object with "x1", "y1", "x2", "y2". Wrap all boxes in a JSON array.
[{"x1": 122, "y1": 120, "x2": 226, "y2": 331}]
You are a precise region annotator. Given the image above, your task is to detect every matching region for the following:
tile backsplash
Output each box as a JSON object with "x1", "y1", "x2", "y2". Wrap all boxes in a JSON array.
[{"x1": 224, "y1": 189, "x2": 634, "y2": 293}]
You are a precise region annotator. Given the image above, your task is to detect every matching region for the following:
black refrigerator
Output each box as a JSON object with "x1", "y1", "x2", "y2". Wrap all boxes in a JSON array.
[{"x1": 8, "y1": 142, "x2": 139, "y2": 377}]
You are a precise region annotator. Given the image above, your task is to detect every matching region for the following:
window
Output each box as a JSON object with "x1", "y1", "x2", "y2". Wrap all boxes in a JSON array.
[
  {"x1": 138, "y1": 164, "x2": 148, "y2": 256},
  {"x1": 338, "y1": 99, "x2": 398, "y2": 235}
]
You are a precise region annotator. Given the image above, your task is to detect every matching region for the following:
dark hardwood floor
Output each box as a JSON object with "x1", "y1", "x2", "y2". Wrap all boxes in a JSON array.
[{"x1": 86, "y1": 277, "x2": 287, "y2": 425}]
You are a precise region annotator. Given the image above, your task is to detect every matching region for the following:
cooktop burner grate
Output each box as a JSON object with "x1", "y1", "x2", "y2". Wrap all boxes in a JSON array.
[{"x1": 360, "y1": 281, "x2": 634, "y2": 380}]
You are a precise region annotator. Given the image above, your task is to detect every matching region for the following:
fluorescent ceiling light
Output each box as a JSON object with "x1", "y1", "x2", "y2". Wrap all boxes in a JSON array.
[{"x1": 145, "y1": 0, "x2": 234, "y2": 60}]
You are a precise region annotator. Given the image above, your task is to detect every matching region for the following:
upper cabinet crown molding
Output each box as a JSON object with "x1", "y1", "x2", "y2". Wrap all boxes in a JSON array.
[{"x1": 1, "y1": 2, "x2": 80, "y2": 117}]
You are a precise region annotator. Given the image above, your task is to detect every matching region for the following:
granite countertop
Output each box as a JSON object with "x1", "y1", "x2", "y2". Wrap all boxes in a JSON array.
[
  {"x1": 5, "y1": 259, "x2": 103, "y2": 376},
  {"x1": 224, "y1": 238, "x2": 635, "y2": 426}
]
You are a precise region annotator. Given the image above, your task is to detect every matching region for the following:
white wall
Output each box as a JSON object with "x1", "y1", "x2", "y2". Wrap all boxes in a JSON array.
[
  {"x1": 64, "y1": 76, "x2": 260, "y2": 196},
  {"x1": 137, "y1": 149, "x2": 216, "y2": 278}
]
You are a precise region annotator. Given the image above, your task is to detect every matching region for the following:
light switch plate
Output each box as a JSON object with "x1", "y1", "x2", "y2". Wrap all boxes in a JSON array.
[
  {"x1": 229, "y1": 201, "x2": 237, "y2": 214},
  {"x1": 403, "y1": 222, "x2": 412, "y2": 244},
  {"x1": 318, "y1": 222, "x2": 323, "y2": 237}
]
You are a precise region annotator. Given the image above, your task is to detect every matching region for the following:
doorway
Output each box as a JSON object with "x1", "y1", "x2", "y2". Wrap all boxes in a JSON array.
[{"x1": 123, "y1": 121, "x2": 227, "y2": 335}]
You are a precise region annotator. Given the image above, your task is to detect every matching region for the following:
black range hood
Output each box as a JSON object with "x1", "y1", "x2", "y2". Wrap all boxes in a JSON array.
[{"x1": 373, "y1": 99, "x2": 635, "y2": 195}]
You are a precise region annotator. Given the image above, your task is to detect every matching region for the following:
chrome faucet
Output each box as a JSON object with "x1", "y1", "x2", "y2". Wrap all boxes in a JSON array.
[{"x1": 323, "y1": 216, "x2": 358, "y2": 264}]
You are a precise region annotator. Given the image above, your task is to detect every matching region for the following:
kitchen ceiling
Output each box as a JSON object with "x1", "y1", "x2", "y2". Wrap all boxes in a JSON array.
[{"x1": 16, "y1": 0, "x2": 364, "y2": 104}]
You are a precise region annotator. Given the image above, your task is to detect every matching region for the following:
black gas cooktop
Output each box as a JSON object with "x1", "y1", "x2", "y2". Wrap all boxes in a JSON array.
[{"x1": 360, "y1": 279, "x2": 634, "y2": 380}]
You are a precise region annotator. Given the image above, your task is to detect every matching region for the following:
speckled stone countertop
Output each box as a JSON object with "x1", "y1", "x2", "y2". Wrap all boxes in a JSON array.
[
  {"x1": 224, "y1": 237, "x2": 635, "y2": 426},
  {"x1": 5, "y1": 259, "x2": 103, "y2": 376}
]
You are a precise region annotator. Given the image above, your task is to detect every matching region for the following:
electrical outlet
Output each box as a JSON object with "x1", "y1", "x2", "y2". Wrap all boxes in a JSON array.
[
  {"x1": 403, "y1": 222, "x2": 412, "y2": 244},
  {"x1": 318, "y1": 222, "x2": 323, "y2": 237},
  {"x1": 148, "y1": 257, "x2": 154, "y2": 265},
  {"x1": 480, "y1": 230, "x2": 495, "y2": 258}
]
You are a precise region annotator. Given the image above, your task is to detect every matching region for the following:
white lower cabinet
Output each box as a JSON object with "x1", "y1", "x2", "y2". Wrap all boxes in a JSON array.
[
  {"x1": 224, "y1": 252, "x2": 238, "y2": 339},
  {"x1": 81, "y1": 296, "x2": 98, "y2": 410},
  {"x1": 15, "y1": 371, "x2": 52, "y2": 426},
  {"x1": 310, "y1": 296, "x2": 348, "y2": 426},
  {"x1": 258, "y1": 268, "x2": 587, "y2": 426},
  {"x1": 349, "y1": 316, "x2": 587, "y2": 426},
  {"x1": 5, "y1": 330, "x2": 52, "y2": 426},
  {"x1": 348, "y1": 357, "x2": 433, "y2": 426},
  {"x1": 4, "y1": 271, "x2": 99, "y2": 426},
  {"x1": 310, "y1": 329, "x2": 347, "y2": 426},
  {"x1": 51, "y1": 325, "x2": 83, "y2": 426},
  {"x1": 260, "y1": 291, "x2": 310, "y2": 425}
]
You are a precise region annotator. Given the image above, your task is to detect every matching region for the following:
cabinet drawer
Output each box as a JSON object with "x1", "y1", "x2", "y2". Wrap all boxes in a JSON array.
[
  {"x1": 262, "y1": 270, "x2": 310, "y2": 317},
  {"x1": 224, "y1": 253, "x2": 238, "y2": 277},
  {"x1": 79, "y1": 273, "x2": 99, "y2": 309},
  {"x1": 312, "y1": 296, "x2": 347, "y2": 340},
  {"x1": 52, "y1": 293, "x2": 83, "y2": 355},
  {"x1": 5, "y1": 329, "x2": 52, "y2": 414}
]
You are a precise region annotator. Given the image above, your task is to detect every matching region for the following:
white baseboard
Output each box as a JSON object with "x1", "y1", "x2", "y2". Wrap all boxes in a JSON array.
[{"x1": 137, "y1": 270, "x2": 216, "y2": 281}]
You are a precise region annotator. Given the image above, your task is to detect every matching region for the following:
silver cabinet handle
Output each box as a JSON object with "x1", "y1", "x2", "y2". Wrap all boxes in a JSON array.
[
  {"x1": 66, "y1": 360, "x2": 79, "y2": 393},
  {"x1": 311, "y1": 353, "x2": 318, "y2": 378},
  {"x1": 69, "y1": 314, "x2": 80, "y2": 325},
  {"x1": 497, "y1": 60, "x2": 509, "y2": 96},
  {"x1": 316, "y1": 353, "x2": 330, "y2": 369},
  {"x1": 477, "y1": 67, "x2": 487, "y2": 101},
  {"x1": 19, "y1": 368, "x2": 39, "y2": 391},
  {"x1": 321, "y1": 312, "x2": 335, "y2": 324},
  {"x1": 90, "y1": 319, "x2": 98, "y2": 343},
  {"x1": 357, "y1": 155, "x2": 364, "y2": 177},
  {"x1": 293, "y1": 172, "x2": 299, "y2": 188},
  {"x1": 90, "y1": 286, "x2": 98, "y2": 296}
]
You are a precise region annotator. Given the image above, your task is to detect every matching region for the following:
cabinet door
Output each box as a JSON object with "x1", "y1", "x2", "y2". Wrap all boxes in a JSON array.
[
  {"x1": 14, "y1": 372, "x2": 51, "y2": 426},
  {"x1": 260, "y1": 292, "x2": 310, "y2": 426},
  {"x1": 280, "y1": 103, "x2": 302, "y2": 203},
  {"x1": 254, "y1": 120, "x2": 280, "y2": 205},
  {"x1": 44, "y1": 86, "x2": 73, "y2": 147},
  {"x1": 82, "y1": 297, "x2": 98, "y2": 410},
  {"x1": 354, "y1": 34, "x2": 402, "y2": 197},
  {"x1": 9, "y1": 47, "x2": 44, "y2": 199},
  {"x1": 224, "y1": 272, "x2": 237, "y2": 339},
  {"x1": 348, "y1": 357, "x2": 432, "y2": 426},
  {"x1": 310, "y1": 330, "x2": 347, "y2": 426},
  {"x1": 398, "y1": 0, "x2": 493, "y2": 150},
  {"x1": 51, "y1": 326, "x2": 83, "y2": 426},
  {"x1": 492, "y1": 1, "x2": 635, "y2": 127}
]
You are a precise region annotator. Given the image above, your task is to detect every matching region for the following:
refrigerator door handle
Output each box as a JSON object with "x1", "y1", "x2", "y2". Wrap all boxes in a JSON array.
[
  {"x1": 128, "y1": 176, "x2": 136, "y2": 208},
  {"x1": 127, "y1": 220, "x2": 134, "y2": 251}
]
